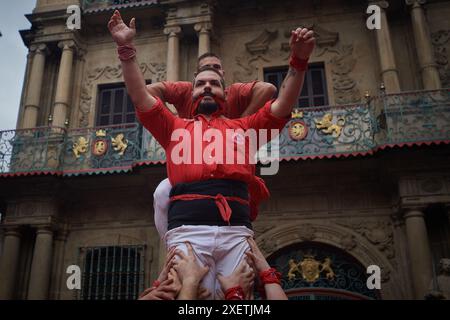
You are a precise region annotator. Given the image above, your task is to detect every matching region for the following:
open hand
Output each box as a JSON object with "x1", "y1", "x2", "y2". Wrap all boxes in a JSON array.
[
  {"x1": 290, "y1": 27, "x2": 315, "y2": 60},
  {"x1": 107, "y1": 10, "x2": 136, "y2": 46}
]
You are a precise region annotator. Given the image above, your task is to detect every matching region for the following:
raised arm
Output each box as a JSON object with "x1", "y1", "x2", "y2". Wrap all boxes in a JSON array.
[
  {"x1": 240, "y1": 82, "x2": 277, "y2": 117},
  {"x1": 108, "y1": 10, "x2": 156, "y2": 112},
  {"x1": 271, "y1": 28, "x2": 316, "y2": 118}
]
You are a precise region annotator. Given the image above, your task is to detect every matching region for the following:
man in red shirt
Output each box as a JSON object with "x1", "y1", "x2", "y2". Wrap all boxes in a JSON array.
[
  {"x1": 147, "y1": 53, "x2": 277, "y2": 239},
  {"x1": 108, "y1": 10, "x2": 315, "y2": 299},
  {"x1": 146, "y1": 52, "x2": 277, "y2": 119}
]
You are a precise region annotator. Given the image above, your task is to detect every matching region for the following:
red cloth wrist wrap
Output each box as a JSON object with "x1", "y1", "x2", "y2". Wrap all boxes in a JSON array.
[
  {"x1": 152, "y1": 280, "x2": 160, "y2": 288},
  {"x1": 289, "y1": 55, "x2": 309, "y2": 72},
  {"x1": 259, "y1": 267, "x2": 282, "y2": 285},
  {"x1": 118, "y1": 44, "x2": 137, "y2": 61},
  {"x1": 225, "y1": 286, "x2": 245, "y2": 300}
]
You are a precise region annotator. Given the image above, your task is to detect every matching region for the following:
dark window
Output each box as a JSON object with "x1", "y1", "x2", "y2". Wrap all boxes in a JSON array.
[
  {"x1": 264, "y1": 63, "x2": 328, "y2": 108},
  {"x1": 80, "y1": 245, "x2": 145, "y2": 300},
  {"x1": 96, "y1": 82, "x2": 151, "y2": 126}
]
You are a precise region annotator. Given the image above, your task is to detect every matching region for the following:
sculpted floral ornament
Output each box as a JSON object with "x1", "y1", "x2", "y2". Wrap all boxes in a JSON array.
[{"x1": 337, "y1": 220, "x2": 395, "y2": 266}]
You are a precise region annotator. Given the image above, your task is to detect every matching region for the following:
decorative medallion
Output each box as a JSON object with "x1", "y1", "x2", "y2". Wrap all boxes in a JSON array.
[
  {"x1": 92, "y1": 129, "x2": 108, "y2": 157},
  {"x1": 289, "y1": 109, "x2": 308, "y2": 141},
  {"x1": 288, "y1": 254, "x2": 335, "y2": 283}
]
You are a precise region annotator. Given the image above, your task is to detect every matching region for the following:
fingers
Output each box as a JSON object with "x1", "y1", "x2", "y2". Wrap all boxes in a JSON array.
[
  {"x1": 107, "y1": 19, "x2": 115, "y2": 32},
  {"x1": 130, "y1": 18, "x2": 136, "y2": 30},
  {"x1": 174, "y1": 248, "x2": 187, "y2": 260},
  {"x1": 185, "y1": 241, "x2": 194, "y2": 257}
]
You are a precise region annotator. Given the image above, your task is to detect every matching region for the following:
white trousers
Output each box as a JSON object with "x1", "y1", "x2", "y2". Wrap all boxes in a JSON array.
[
  {"x1": 153, "y1": 178, "x2": 172, "y2": 239},
  {"x1": 165, "y1": 225, "x2": 254, "y2": 300}
]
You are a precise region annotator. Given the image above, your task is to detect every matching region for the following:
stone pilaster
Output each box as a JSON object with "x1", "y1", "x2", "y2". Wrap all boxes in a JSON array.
[
  {"x1": 0, "y1": 227, "x2": 22, "y2": 299},
  {"x1": 163, "y1": 26, "x2": 182, "y2": 81},
  {"x1": 405, "y1": 0, "x2": 441, "y2": 89},
  {"x1": 22, "y1": 44, "x2": 49, "y2": 129},
  {"x1": 404, "y1": 208, "x2": 433, "y2": 299},
  {"x1": 52, "y1": 40, "x2": 77, "y2": 128},
  {"x1": 370, "y1": 1, "x2": 401, "y2": 93},
  {"x1": 194, "y1": 22, "x2": 212, "y2": 57},
  {"x1": 27, "y1": 226, "x2": 54, "y2": 300}
]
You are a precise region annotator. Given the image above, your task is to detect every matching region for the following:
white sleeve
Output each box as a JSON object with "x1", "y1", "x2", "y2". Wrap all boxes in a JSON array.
[{"x1": 153, "y1": 178, "x2": 172, "y2": 239}]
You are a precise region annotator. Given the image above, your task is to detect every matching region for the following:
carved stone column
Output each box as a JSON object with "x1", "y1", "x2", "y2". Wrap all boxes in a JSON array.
[
  {"x1": 404, "y1": 208, "x2": 434, "y2": 299},
  {"x1": 49, "y1": 229, "x2": 68, "y2": 300},
  {"x1": 370, "y1": 1, "x2": 401, "y2": 93},
  {"x1": 27, "y1": 226, "x2": 54, "y2": 300},
  {"x1": 164, "y1": 26, "x2": 182, "y2": 81},
  {"x1": 22, "y1": 44, "x2": 49, "y2": 129},
  {"x1": 195, "y1": 22, "x2": 212, "y2": 57},
  {"x1": 406, "y1": 0, "x2": 441, "y2": 89},
  {"x1": 52, "y1": 41, "x2": 76, "y2": 128},
  {"x1": 0, "y1": 227, "x2": 22, "y2": 299}
]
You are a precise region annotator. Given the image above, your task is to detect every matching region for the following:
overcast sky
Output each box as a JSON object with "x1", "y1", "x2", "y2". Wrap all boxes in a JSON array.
[{"x1": 0, "y1": 0, "x2": 36, "y2": 131}]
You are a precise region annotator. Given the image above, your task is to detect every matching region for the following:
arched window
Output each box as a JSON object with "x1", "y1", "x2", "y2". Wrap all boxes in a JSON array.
[{"x1": 265, "y1": 241, "x2": 381, "y2": 300}]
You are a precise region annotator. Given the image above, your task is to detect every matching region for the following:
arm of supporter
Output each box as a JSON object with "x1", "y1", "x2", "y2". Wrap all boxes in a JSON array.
[
  {"x1": 245, "y1": 237, "x2": 288, "y2": 300},
  {"x1": 173, "y1": 242, "x2": 209, "y2": 300},
  {"x1": 146, "y1": 81, "x2": 193, "y2": 114},
  {"x1": 217, "y1": 258, "x2": 255, "y2": 300},
  {"x1": 271, "y1": 27, "x2": 315, "y2": 118},
  {"x1": 240, "y1": 81, "x2": 277, "y2": 117}
]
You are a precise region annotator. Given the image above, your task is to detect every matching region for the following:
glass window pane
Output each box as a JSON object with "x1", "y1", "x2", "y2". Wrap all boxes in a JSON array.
[
  {"x1": 100, "y1": 116, "x2": 109, "y2": 126},
  {"x1": 127, "y1": 96, "x2": 134, "y2": 112},
  {"x1": 113, "y1": 115, "x2": 122, "y2": 124},
  {"x1": 101, "y1": 91, "x2": 111, "y2": 114},
  {"x1": 300, "y1": 81, "x2": 308, "y2": 97},
  {"x1": 314, "y1": 97, "x2": 325, "y2": 106},
  {"x1": 266, "y1": 74, "x2": 278, "y2": 87},
  {"x1": 312, "y1": 70, "x2": 324, "y2": 94},
  {"x1": 126, "y1": 114, "x2": 135, "y2": 123},
  {"x1": 298, "y1": 98, "x2": 310, "y2": 108},
  {"x1": 114, "y1": 90, "x2": 124, "y2": 113}
]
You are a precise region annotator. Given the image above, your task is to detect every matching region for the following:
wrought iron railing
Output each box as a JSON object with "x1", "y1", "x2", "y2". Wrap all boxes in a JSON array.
[
  {"x1": 0, "y1": 89, "x2": 449, "y2": 177},
  {"x1": 81, "y1": 0, "x2": 158, "y2": 11}
]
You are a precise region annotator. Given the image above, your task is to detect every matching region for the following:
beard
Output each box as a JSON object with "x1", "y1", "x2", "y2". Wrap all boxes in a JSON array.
[{"x1": 196, "y1": 101, "x2": 219, "y2": 115}]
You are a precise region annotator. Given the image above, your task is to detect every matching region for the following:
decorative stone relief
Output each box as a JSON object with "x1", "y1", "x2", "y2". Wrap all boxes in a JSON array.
[
  {"x1": 233, "y1": 24, "x2": 360, "y2": 105},
  {"x1": 337, "y1": 220, "x2": 395, "y2": 267},
  {"x1": 339, "y1": 233, "x2": 357, "y2": 251},
  {"x1": 233, "y1": 29, "x2": 277, "y2": 82},
  {"x1": 253, "y1": 224, "x2": 276, "y2": 238},
  {"x1": 296, "y1": 224, "x2": 317, "y2": 241},
  {"x1": 431, "y1": 30, "x2": 450, "y2": 88},
  {"x1": 78, "y1": 62, "x2": 166, "y2": 127}
]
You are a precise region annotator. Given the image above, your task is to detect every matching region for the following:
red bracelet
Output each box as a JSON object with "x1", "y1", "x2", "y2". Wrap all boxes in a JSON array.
[
  {"x1": 289, "y1": 54, "x2": 309, "y2": 72},
  {"x1": 225, "y1": 286, "x2": 245, "y2": 300},
  {"x1": 259, "y1": 267, "x2": 282, "y2": 285},
  {"x1": 152, "y1": 280, "x2": 160, "y2": 288},
  {"x1": 118, "y1": 44, "x2": 137, "y2": 61}
]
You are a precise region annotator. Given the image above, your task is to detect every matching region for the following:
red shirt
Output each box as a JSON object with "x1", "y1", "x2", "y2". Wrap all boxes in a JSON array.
[
  {"x1": 162, "y1": 81, "x2": 257, "y2": 119},
  {"x1": 136, "y1": 97, "x2": 289, "y2": 220}
]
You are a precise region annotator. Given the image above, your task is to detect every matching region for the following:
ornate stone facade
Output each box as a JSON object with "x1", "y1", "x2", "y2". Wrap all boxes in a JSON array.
[{"x1": 1, "y1": 0, "x2": 450, "y2": 301}]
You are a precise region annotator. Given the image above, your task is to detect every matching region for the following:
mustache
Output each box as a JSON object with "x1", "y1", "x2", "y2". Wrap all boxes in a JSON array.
[{"x1": 200, "y1": 92, "x2": 215, "y2": 98}]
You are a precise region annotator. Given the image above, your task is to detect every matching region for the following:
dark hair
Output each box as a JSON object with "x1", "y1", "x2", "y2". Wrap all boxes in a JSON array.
[
  {"x1": 193, "y1": 66, "x2": 226, "y2": 89},
  {"x1": 197, "y1": 52, "x2": 221, "y2": 64}
]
